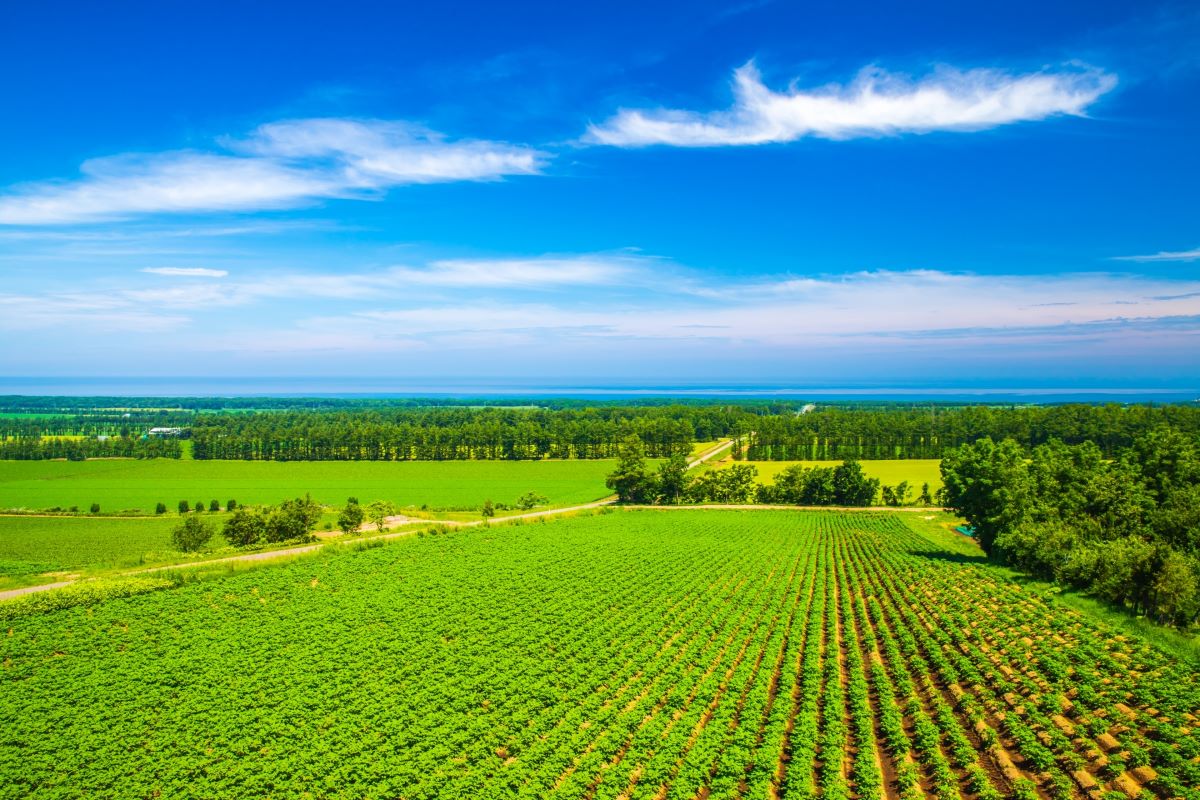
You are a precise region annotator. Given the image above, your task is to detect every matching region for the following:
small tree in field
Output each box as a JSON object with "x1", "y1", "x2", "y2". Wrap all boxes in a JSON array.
[
  {"x1": 155, "y1": 502, "x2": 167, "y2": 515},
  {"x1": 226, "y1": 499, "x2": 238, "y2": 511},
  {"x1": 338, "y1": 499, "x2": 365, "y2": 534},
  {"x1": 90, "y1": 503, "x2": 100, "y2": 514},
  {"x1": 209, "y1": 499, "x2": 220, "y2": 512},
  {"x1": 365, "y1": 500, "x2": 396, "y2": 534},
  {"x1": 481, "y1": 499, "x2": 496, "y2": 519},
  {"x1": 178, "y1": 500, "x2": 190, "y2": 514},
  {"x1": 172, "y1": 515, "x2": 213, "y2": 552},
  {"x1": 194, "y1": 499, "x2": 205, "y2": 513},
  {"x1": 917, "y1": 482, "x2": 934, "y2": 506},
  {"x1": 515, "y1": 491, "x2": 548, "y2": 510}
]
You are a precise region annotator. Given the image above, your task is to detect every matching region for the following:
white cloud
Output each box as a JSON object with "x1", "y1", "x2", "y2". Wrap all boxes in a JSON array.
[
  {"x1": 586, "y1": 61, "x2": 1117, "y2": 146},
  {"x1": 0, "y1": 119, "x2": 546, "y2": 225},
  {"x1": 142, "y1": 267, "x2": 229, "y2": 277},
  {"x1": 1111, "y1": 247, "x2": 1200, "y2": 263}
]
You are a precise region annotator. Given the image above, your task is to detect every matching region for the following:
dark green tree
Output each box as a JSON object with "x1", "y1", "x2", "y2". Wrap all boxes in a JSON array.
[
  {"x1": 172, "y1": 515, "x2": 213, "y2": 552},
  {"x1": 222, "y1": 506, "x2": 266, "y2": 547},
  {"x1": 337, "y1": 500, "x2": 365, "y2": 534},
  {"x1": 655, "y1": 453, "x2": 689, "y2": 504},
  {"x1": 606, "y1": 435, "x2": 654, "y2": 503}
]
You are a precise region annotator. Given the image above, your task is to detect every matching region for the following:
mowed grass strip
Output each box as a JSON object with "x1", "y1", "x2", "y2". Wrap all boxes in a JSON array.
[{"x1": 0, "y1": 458, "x2": 617, "y2": 512}]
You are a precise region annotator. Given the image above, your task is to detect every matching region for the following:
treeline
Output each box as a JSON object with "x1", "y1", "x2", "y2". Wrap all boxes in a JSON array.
[
  {"x1": 745, "y1": 404, "x2": 1200, "y2": 460},
  {"x1": 189, "y1": 406, "x2": 747, "y2": 460},
  {"x1": 941, "y1": 427, "x2": 1200, "y2": 628},
  {"x1": 0, "y1": 436, "x2": 181, "y2": 461},
  {"x1": 606, "y1": 439, "x2": 886, "y2": 506}
]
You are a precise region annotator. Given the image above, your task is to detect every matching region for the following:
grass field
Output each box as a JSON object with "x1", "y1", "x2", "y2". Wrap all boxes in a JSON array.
[
  {"x1": 2, "y1": 509, "x2": 1196, "y2": 799},
  {"x1": 0, "y1": 516, "x2": 183, "y2": 585},
  {"x1": 0, "y1": 458, "x2": 617, "y2": 512},
  {"x1": 713, "y1": 458, "x2": 944, "y2": 495}
]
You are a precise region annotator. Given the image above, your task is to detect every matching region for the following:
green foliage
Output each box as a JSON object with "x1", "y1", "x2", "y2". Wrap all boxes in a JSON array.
[
  {"x1": 0, "y1": 576, "x2": 173, "y2": 620},
  {"x1": 605, "y1": 435, "x2": 655, "y2": 503},
  {"x1": 365, "y1": 499, "x2": 396, "y2": 533},
  {"x1": 941, "y1": 426, "x2": 1200, "y2": 627},
  {"x1": 480, "y1": 498, "x2": 495, "y2": 518},
  {"x1": 653, "y1": 453, "x2": 689, "y2": 504},
  {"x1": 154, "y1": 502, "x2": 166, "y2": 514},
  {"x1": 685, "y1": 463, "x2": 758, "y2": 503},
  {"x1": 2, "y1": 510, "x2": 1197, "y2": 798},
  {"x1": 170, "y1": 515, "x2": 213, "y2": 553},
  {"x1": 208, "y1": 499, "x2": 220, "y2": 512},
  {"x1": 337, "y1": 500, "x2": 365, "y2": 535},
  {"x1": 177, "y1": 499, "x2": 189, "y2": 514},
  {"x1": 514, "y1": 491, "x2": 548, "y2": 510},
  {"x1": 88, "y1": 503, "x2": 100, "y2": 514},
  {"x1": 263, "y1": 495, "x2": 322, "y2": 543},
  {"x1": 222, "y1": 506, "x2": 266, "y2": 547}
]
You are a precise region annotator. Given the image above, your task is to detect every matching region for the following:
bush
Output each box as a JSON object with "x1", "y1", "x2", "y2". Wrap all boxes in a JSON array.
[
  {"x1": 208, "y1": 499, "x2": 220, "y2": 512},
  {"x1": 194, "y1": 499, "x2": 204, "y2": 513},
  {"x1": 481, "y1": 499, "x2": 496, "y2": 518},
  {"x1": 226, "y1": 499, "x2": 237, "y2": 511},
  {"x1": 178, "y1": 500, "x2": 189, "y2": 514},
  {"x1": 89, "y1": 503, "x2": 100, "y2": 514},
  {"x1": 155, "y1": 502, "x2": 167, "y2": 515},
  {"x1": 223, "y1": 506, "x2": 266, "y2": 547},
  {"x1": 172, "y1": 515, "x2": 214, "y2": 552},
  {"x1": 337, "y1": 501, "x2": 365, "y2": 534}
]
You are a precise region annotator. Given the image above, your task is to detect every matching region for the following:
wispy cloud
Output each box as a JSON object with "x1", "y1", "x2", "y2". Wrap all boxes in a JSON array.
[
  {"x1": 586, "y1": 61, "x2": 1116, "y2": 146},
  {"x1": 0, "y1": 118, "x2": 546, "y2": 225},
  {"x1": 141, "y1": 267, "x2": 229, "y2": 277},
  {"x1": 1112, "y1": 247, "x2": 1200, "y2": 263}
]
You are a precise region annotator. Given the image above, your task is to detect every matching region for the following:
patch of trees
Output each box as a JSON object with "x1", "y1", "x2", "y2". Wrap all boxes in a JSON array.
[
  {"x1": 745, "y1": 403, "x2": 1200, "y2": 460},
  {"x1": 941, "y1": 427, "x2": 1200, "y2": 628},
  {"x1": 220, "y1": 496, "x2": 323, "y2": 548},
  {"x1": 605, "y1": 437, "x2": 882, "y2": 507},
  {"x1": 0, "y1": 436, "x2": 181, "y2": 460}
]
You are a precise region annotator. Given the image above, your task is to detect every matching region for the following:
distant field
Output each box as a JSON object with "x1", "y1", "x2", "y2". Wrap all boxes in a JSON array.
[
  {"x1": 713, "y1": 458, "x2": 943, "y2": 495},
  {"x1": 0, "y1": 515, "x2": 182, "y2": 582},
  {"x1": 0, "y1": 459, "x2": 617, "y2": 512}
]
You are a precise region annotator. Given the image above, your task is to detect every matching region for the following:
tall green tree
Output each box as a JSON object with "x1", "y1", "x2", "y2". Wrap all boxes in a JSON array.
[
  {"x1": 337, "y1": 499, "x2": 365, "y2": 534},
  {"x1": 606, "y1": 435, "x2": 654, "y2": 503},
  {"x1": 655, "y1": 453, "x2": 689, "y2": 504}
]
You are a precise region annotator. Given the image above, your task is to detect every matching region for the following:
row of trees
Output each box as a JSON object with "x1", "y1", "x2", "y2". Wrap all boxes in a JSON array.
[
  {"x1": 0, "y1": 436, "x2": 181, "y2": 461},
  {"x1": 744, "y1": 403, "x2": 1200, "y2": 460},
  {"x1": 605, "y1": 438, "x2": 886, "y2": 507},
  {"x1": 188, "y1": 406, "x2": 746, "y2": 461},
  {"x1": 172, "y1": 496, "x2": 325, "y2": 552},
  {"x1": 940, "y1": 427, "x2": 1200, "y2": 628}
]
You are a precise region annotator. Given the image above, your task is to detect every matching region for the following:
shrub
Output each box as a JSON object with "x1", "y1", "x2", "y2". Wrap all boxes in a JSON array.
[
  {"x1": 208, "y1": 499, "x2": 220, "y2": 512},
  {"x1": 89, "y1": 503, "x2": 100, "y2": 514},
  {"x1": 155, "y1": 502, "x2": 167, "y2": 515},
  {"x1": 178, "y1": 500, "x2": 189, "y2": 514}
]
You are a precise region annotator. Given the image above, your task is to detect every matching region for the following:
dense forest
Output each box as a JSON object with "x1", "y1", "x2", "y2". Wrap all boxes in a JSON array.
[
  {"x1": 1, "y1": 397, "x2": 1198, "y2": 461},
  {"x1": 941, "y1": 427, "x2": 1200, "y2": 628},
  {"x1": 743, "y1": 403, "x2": 1200, "y2": 459}
]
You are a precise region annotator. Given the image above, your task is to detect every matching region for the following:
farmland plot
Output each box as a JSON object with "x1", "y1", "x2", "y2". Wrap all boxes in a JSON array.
[{"x1": 1, "y1": 510, "x2": 1197, "y2": 799}]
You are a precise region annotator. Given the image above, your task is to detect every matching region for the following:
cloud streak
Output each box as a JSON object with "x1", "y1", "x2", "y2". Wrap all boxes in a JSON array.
[
  {"x1": 1112, "y1": 247, "x2": 1200, "y2": 263},
  {"x1": 0, "y1": 119, "x2": 546, "y2": 225},
  {"x1": 586, "y1": 61, "x2": 1116, "y2": 146},
  {"x1": 142, "y1": 267, "x2": 228, "y2": 277}
]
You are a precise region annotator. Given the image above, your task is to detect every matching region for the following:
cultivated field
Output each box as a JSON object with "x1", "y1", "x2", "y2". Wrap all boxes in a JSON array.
[
  {"x1": 0, "y1": 458, "x2": 616, "y2": 512},
  {"x1": 0, "y1": 516, "x2": 193, "y2": 586},
  {"x1": 716, "y1": 459, "x2": 944, "y2": 496},
  {"x1": 2, "y1": 510, "x2": 1195, "y2": 799}
]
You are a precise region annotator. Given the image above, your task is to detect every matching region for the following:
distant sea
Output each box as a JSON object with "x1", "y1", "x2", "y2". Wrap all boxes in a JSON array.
[{"x1": 0, "y1": 377, "x2": 1197, "y2": 404}]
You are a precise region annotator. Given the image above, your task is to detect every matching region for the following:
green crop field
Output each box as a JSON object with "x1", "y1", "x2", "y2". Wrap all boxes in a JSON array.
[
  {"x1": 0, "y1": 458, "x2": 617, "y2": 513},
  {"x1": 0, "y1": 516, "x2": 183, "y2": 583},
  {"x1": 2, "y1": 510, "x2": 1196, "y2": 799},
  {"x1": 713, "y1": 458, "x2": 944, "y2": 495}
]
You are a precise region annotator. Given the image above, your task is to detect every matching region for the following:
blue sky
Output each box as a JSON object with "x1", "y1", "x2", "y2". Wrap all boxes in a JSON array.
[{"x1": 1, "y1": 0, "x2": 1198, "y2": 387}]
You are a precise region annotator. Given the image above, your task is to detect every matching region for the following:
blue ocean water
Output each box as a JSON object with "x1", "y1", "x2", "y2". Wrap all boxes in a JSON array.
[{"x1": 0, "y1": 376, "x2": 1196, "y2": 403}]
